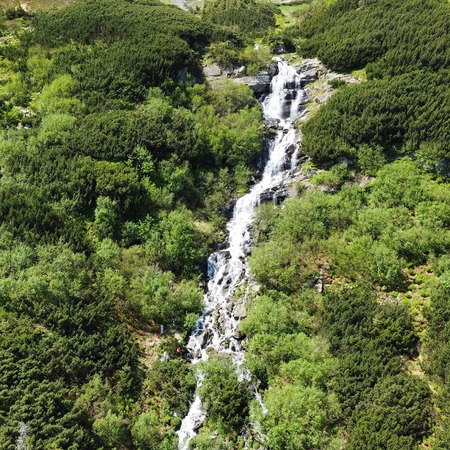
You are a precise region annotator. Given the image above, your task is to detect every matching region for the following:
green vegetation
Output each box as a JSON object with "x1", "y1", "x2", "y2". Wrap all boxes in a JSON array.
[
  {"x1": 246, "y1": 158, "x2": 447, "y2": 448},
  {"x1": 1, "y1": 0, "x2": 450, "y2": 448},
  {"x1": 291, "y1": 0, "x2": 450, "y2": 174},
  {"x1": 199, "y1": 356, "x2": 251, "y2": 436},
  {"x1": 202, "y1": 0, "x2": 278, "y2": 35},
  {"x1": 0, "y1": 0, "x2": 268, "y2": 447},
  {"x1": 266, "y1": 1, "x2": 450, "y2": 445}
]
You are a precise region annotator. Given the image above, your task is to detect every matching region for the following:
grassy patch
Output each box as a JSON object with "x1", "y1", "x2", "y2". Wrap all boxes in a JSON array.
[
  {"x1": 1, "y1": 0, "x2": 73, "y2": 12},
  {"x1": 351, "y1": 68, "x2": 367, "y2": 82},
  {"x1": 276, "y1": 3, "x2": 309, "y2": 28}
]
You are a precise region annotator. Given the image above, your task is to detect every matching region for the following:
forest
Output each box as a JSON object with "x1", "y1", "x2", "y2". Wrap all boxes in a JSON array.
[
  {"x1": 0, "y1": 0, "x2": 266, "y2": 448},
  {"x1": 240, "y1": 0, "x2": 450, "y2": 449},
  {"x1": 0, "y1": 0, "x2": 449, "y2": 448}
]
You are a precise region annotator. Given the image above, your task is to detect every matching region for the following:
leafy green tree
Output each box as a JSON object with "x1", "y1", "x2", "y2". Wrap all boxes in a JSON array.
[
  {"x1": 199, "y1": 356, "x2": 251, "y2": 436},
  {"x1": 131, "y1": 411, "x2": 162, "y2": 450},
  {"x1": 93, "y1": 411, "x2": 127, "y2": 447}
]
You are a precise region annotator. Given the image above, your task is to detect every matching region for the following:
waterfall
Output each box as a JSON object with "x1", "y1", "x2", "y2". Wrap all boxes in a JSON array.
[{"x1": 177, "y1": 59, "x2": 307, "y2": 449}]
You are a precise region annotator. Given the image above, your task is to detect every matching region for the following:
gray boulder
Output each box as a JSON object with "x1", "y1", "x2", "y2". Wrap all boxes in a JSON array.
[
  {"x1": 294, "y1": 58, "x2": 328, "y2": 85},
  {"x1": 265, "y1": 118, "x2": 281, "y2": 129},
  {"x1": 203, "y1": 64, "x2": 222, "y2": 77},
  {"x1": 235, "y1": 72, "x2": 271, "y2": 94}
]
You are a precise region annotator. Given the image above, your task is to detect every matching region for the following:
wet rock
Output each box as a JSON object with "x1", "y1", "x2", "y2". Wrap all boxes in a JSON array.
[
  {"x1": 217, "y1": 240, "x2": 228, "y2": 250},
  {"x1": 273, "y1": 44, "x2": 287, "y2": 54},
  {"x1": 259, "y1": 185, "x2": 290, "y2": 204},
  {"x1": 198, "y1": 331, "x2": 209, "y2": 347},
  {"x1": 298, "y1": 93, "x2": 310, "y2": 107},
  {"x1": 265, "y1": 118, "x2": 281, "y2": 129},
  {"x1": 218, "y1": 199, "x2": 236, "y2": 220},
  {"x1": 233, "y1": 330, "x2": 246, "y2": 340},
  {"x1": 286, "y1": 144, "x2": 297, "y2": 155},
  {"x1": 298, "y1": 154, "x2": 310, "y2": 164},
  {"x1": 193, "y1": 421, "x2": 203, "y2": 432},
  {"x1": 267, "y1": 62, "x2": 279, "y2": 78},
  {"x1": 187, "y1": 339, "x2": 201, "y2": 359},
  {"x1": 203, "y1": 64, "x2": 222, "y2": 77}
]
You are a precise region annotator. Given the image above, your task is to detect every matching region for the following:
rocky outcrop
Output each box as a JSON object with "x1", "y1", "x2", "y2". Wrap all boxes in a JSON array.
[
  {"x1": 259, "y1": 185, "x2": 290, "y2": 205},
  {"x1": 273, "y1": 44, "x2": 287, "y2": 55},
  {"x1": 203, "y1": 64, "x2": 222, "y2": 77},
  {"x1": 203, "y1": 60, "x2": 279, "y2": 94},
  {"x1": 293, "y1": 58, "x2": 328, "y2": 86},
  {"x1": 235, "y1": 71, "x2": 272, "y2": 94},
  {"x1": 265, "y1": 118, "x2": 281, "y2": 130},
  {"x1": 218, "y1": 199, "x2": 237, "y2": 221}
]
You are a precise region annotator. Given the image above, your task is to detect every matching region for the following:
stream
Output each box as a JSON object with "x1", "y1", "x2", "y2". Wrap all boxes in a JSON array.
[{"x1": 177, "y1": 59, "x2": 308, "y2": 449}]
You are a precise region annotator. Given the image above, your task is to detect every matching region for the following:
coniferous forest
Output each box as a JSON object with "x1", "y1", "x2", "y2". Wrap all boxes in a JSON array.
[{"x1": 0, "y1": 0, "x2": 449, "y2": 449}]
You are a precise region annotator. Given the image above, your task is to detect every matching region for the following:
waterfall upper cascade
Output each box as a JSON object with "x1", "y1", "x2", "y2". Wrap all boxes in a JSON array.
[{"x1": 177, "y1": 59, "x2": 308, "y2": 449}]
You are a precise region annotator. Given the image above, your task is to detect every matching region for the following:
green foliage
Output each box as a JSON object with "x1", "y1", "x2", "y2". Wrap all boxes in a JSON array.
[
  {"x1": 428, "y1": 272, "x2": 450, "y2": 381},
  {"x1": 296, "y1": 0, "x2": 450, "y2": 172},
  {"x1": 202, "y1": 0, "x2": 278, "y2": 36},
  {"x1": 189, "y1": 431, "x2": 229, "y2": 450},
  {"x1": 370, "y1": 159, "x2": 427, "y2": 209},
  {"x1": 348, "y1": 375, "x2": 431, "y2": 450},
  {"x1": 356, "y1": 143, "x2": 386, "y2": 176},
  {"x1": 241, "y1": 288, "x2": 340, "y2": 447},
  {"x1": 147, "y1": 208, "x2": 208, "y2": 276},
  {"x1": 322, "y1": 286, "x2": 418, "y2": 411},
  {"x1": 0, "y1": 3, "x2": 270, "y2": 444},
  {"x1": 131, "y1": 411, "x2": 162, "y2": 450},
  {"x1": 93, "y1": 411, "x2": 127, "y2": 447},
  {"x1": 199, "y1": 356, "x2": 251, "y2": 436},
  {"x1": 33, "y1": 0, "x2": 211, "y2": 102},
  {"x1": 263, "y1": 384, "x2": 340, "y2": 450},
  {"x1": 311, "y1": 162, "x2": 349, "y2": 190},
  {"x1": 302, "y1": 70, "x2": 450, "y2": 164},
  {"x1": 31, "y1": 74, "x2": 83, "y2": 116},
  {"x1": 296, "y1": 0, "x2": 450, "y2": 75},
  {"x1": 247, "y1": 157, "x2": 445, "y2": 448},
  {"x1": 147, "y1": 359, "x2": 196, "y2": 418}
]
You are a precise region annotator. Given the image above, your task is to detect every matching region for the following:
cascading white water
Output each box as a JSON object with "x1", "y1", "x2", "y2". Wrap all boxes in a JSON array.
[{"x1": 177, "y1": 59, "x2": 307, "y2": 450}]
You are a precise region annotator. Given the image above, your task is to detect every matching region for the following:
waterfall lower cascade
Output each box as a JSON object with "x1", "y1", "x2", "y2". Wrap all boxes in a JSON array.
[{"x1": 177, "y1": 59, "x2": 308, "y2": 449}]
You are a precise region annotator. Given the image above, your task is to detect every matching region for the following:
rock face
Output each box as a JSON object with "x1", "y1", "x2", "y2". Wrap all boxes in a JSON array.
[
  {"x1": 231, "y1": 66, "x2": 246, "y2": 78},
  {"x1": 204, "y1": 61, "x2": 279, "y2": 95},
  {"x1": 265, "y1": 118, "x2": 281, "y2": 130},
  {"x1": 259, "y1": 185, "x2": 290, "y2": 205},
  {"x1": 235, "y1": 72, "x2": 272, "y2": 94},
  {"x1": 233, "y1": 304, "x2": 246, "y2": 319},
  {"x1": 267, "y1": 62, "x2": 279, "y2": 77},
  {"x1": 294, "y1": 58, "x2": 327, "y2": 86},
  {"x1": 203, "y1": 64, "x2": 222, "y2": 77},
  {"x1": 218, "y1": 198, "x2": 237, "y2": 221}
]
